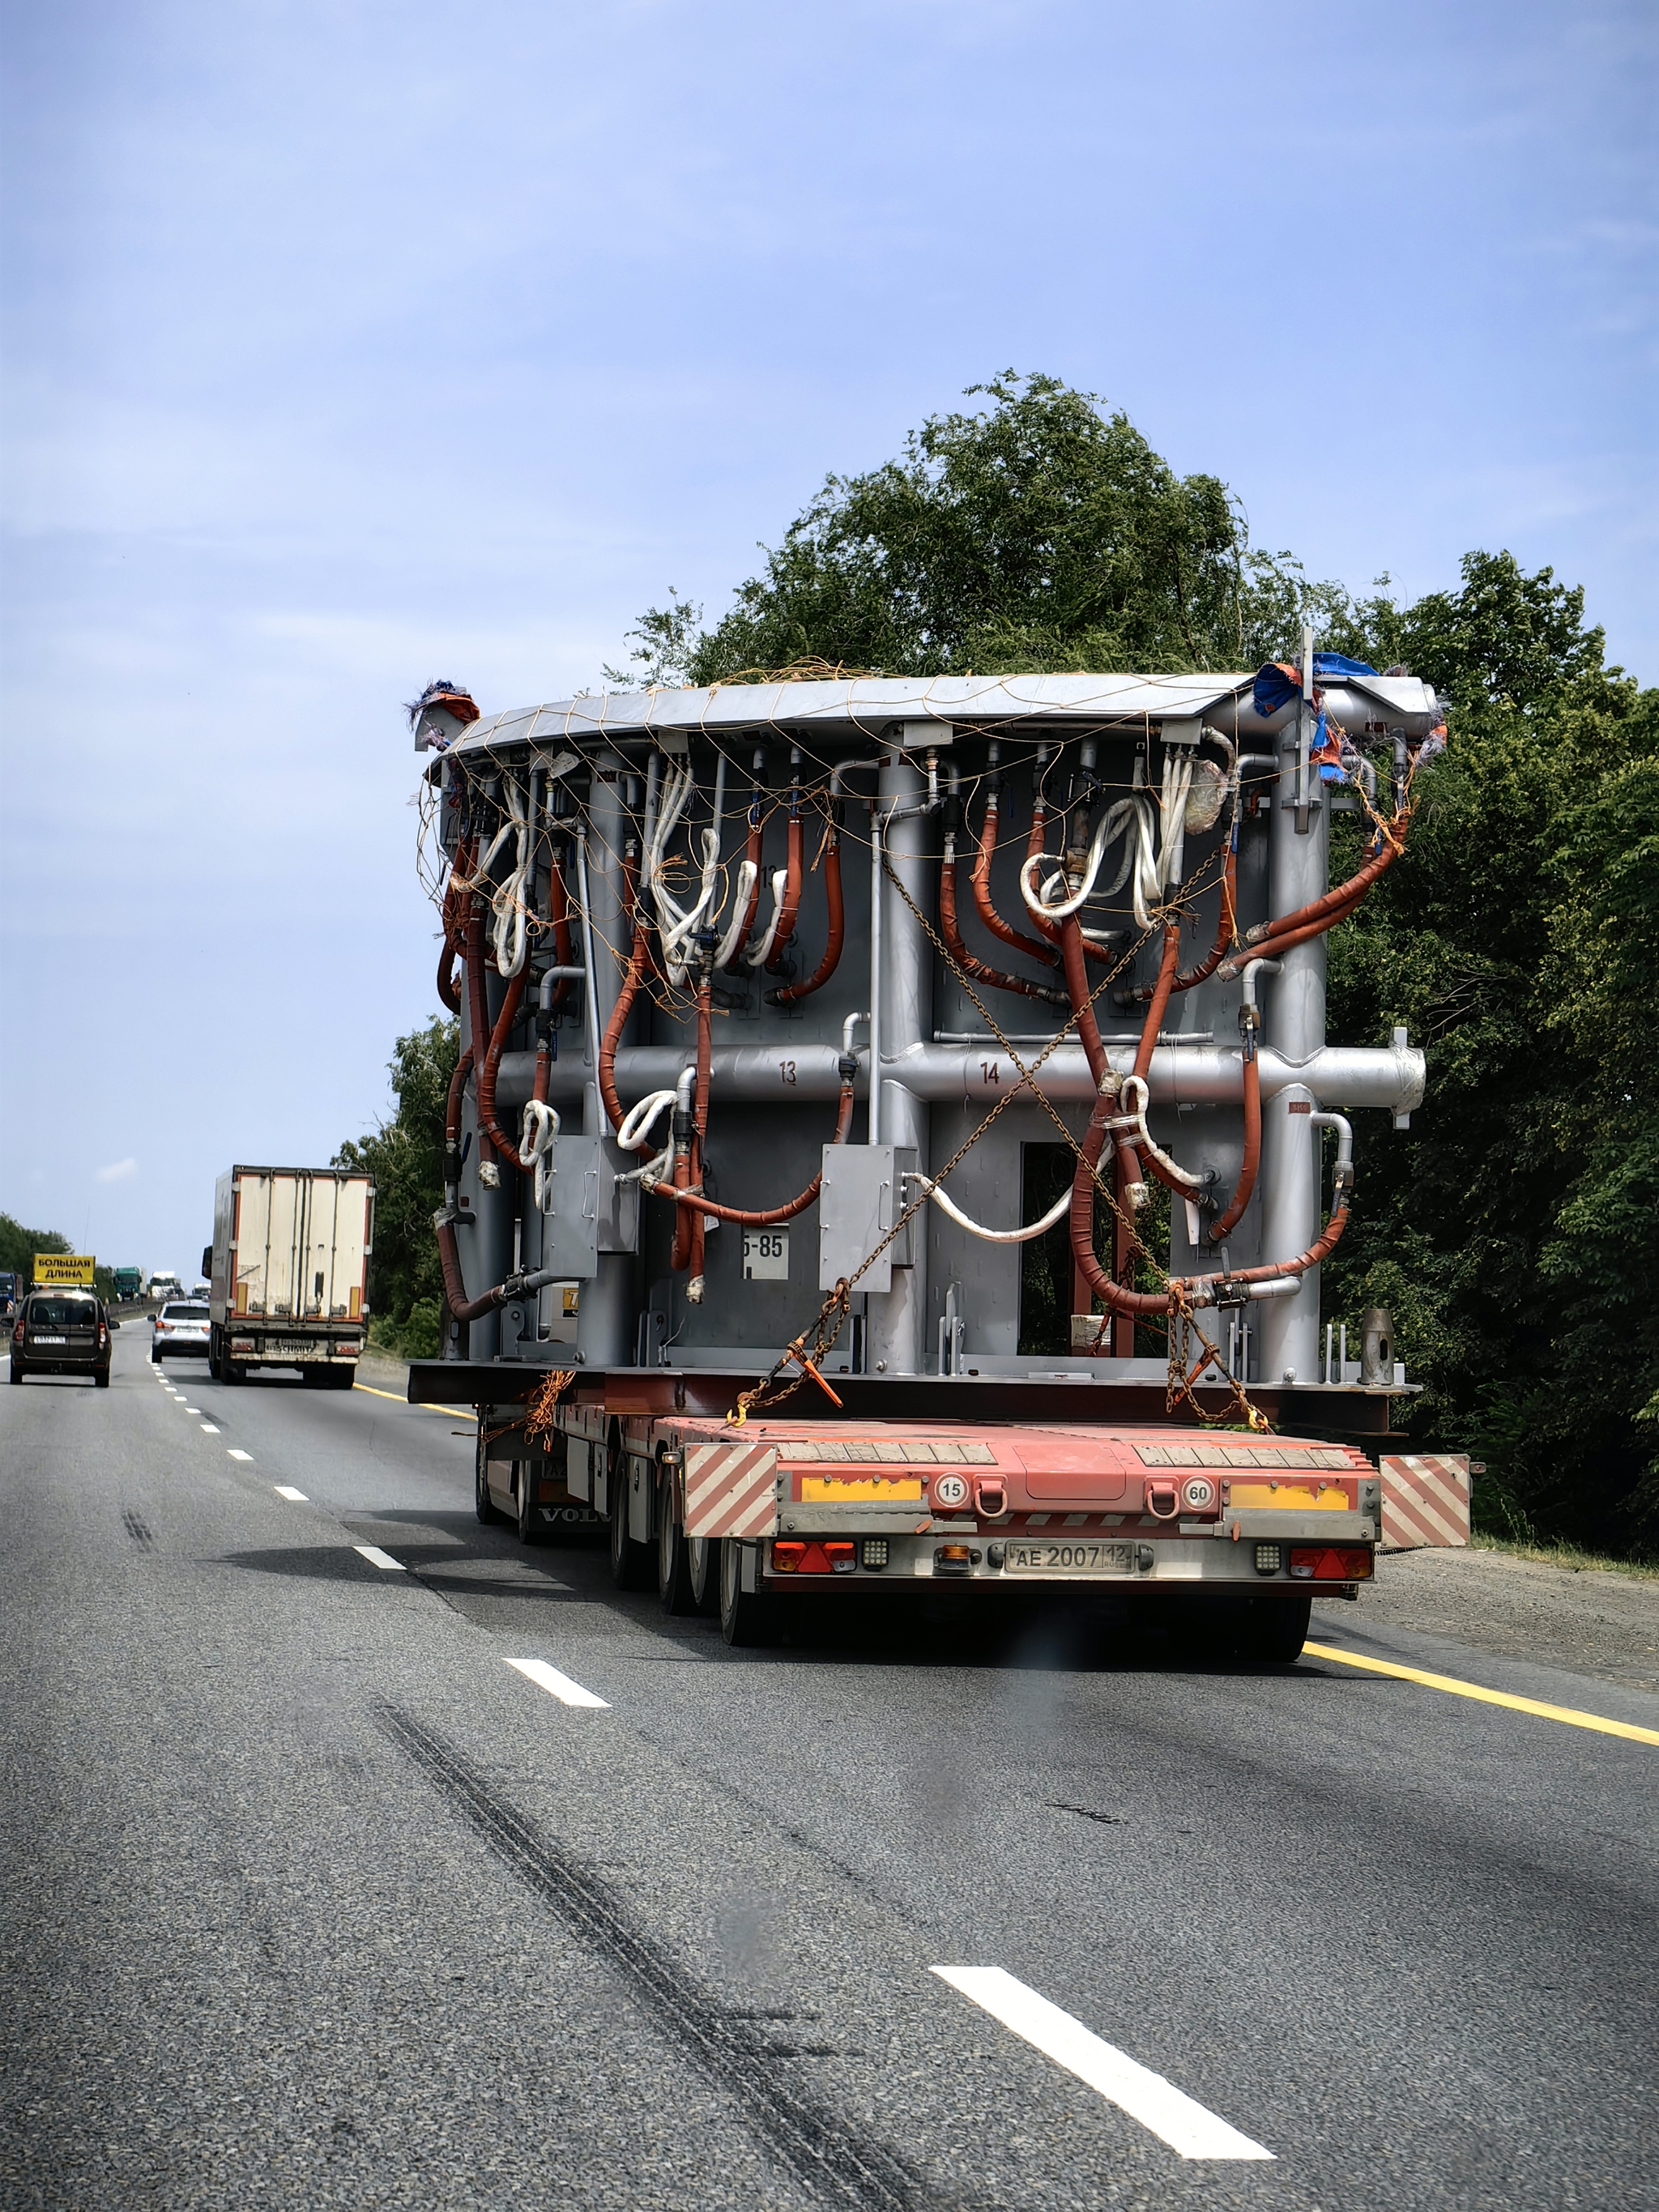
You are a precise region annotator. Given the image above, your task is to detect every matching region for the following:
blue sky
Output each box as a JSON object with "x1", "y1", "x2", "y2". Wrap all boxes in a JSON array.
[{"x1": 2, "y1": 0, "x2": 1653, "y2": 1276}]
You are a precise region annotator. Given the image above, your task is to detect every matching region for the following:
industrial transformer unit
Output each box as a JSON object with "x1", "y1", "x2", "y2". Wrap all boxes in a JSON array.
[{"x1": 406, "y1": 653, "x2": 1441, "y2": 1655}]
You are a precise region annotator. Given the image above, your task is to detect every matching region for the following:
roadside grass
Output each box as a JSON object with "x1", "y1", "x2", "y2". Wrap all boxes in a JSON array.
[{"x1": 1471, "y1": 1534, "x2": 1659, "y2": 1583}]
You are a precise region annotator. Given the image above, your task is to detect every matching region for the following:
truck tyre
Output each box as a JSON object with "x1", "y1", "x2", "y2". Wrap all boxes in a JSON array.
[
  {"x1": 517, "y1": 1461, "x2": 548, "y2": 1546},
  {"x1": 608, "y1": 1461, "x2": 652, "y2": 1591},
  {"x1": 330, "y1": 1365, "x2": 356, "y2": 1391},
  {"x1": 301, "y1": 1366, "x2": 328, "y2": 1388},
  {"x1": 222, "y1": 1358, "x2": 244, "y2": 1385},
  {"x1": 719, "y1": 1538, "x2": 777, "y2": 1648},
  {"x1": 1238, "y1": 1592, "x2": 1312, "y2": 1664},
  {"x1": 207, "y1": 1329, "x2": 220, "y2": 1380},
  {"x1": 688, "y1": 1537, "x2": 720, "y2": 1616},
  {"x1": 657, "y1": 1470, "x2": 696, "y2": 1614},
  {"x1": 476, "y1": 1431, "x2": 506, "y2": 1524}
]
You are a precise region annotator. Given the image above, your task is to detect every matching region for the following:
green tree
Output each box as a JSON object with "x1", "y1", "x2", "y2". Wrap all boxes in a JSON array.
[
  {"x1": 1324, "y1": 556, "x2": 1658, "y2": 1550},
  {"x1": 0, "y1": 1214, "x2": 71, "y2": 1281},
  {"x1": 624, "y1": 373, "x2": 1344, "y2": 686},
  {"x1": 335, "y1": 1020, "x2": 458, "y2": 1356}
]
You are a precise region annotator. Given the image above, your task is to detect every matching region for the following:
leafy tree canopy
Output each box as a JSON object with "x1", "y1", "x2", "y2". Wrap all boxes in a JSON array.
[
  {"x1": 610, "y1": 373, "x2": 1384, "y2": 687},
  {"x1": 335, "y1": 1019, "x2": 457, "y2": 1358}
]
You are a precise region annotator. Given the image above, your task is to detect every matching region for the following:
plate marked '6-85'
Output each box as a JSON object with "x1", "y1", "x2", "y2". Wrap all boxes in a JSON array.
[{"x1": 1004, "y1": 1539, "x2": 1135, "y2": 1577}]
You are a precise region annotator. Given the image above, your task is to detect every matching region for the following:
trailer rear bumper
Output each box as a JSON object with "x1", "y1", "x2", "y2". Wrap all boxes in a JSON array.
[{"x1": 757, "y1": 1530, "x2": 1374, "y2": 1590}]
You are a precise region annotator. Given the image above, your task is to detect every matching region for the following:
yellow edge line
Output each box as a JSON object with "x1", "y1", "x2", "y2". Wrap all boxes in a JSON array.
[
  {"x1": 353, "y1": 1381, "x2": 476, "y2": 1421},
  {"x1": 1303, "y1": 1640, "x2": 1659, "y2": 1746}
]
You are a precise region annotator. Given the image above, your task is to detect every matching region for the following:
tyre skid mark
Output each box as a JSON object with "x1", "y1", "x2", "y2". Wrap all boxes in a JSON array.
[{"x1": 378, "y1": 1704, "x2": 915, "y2": 2212}]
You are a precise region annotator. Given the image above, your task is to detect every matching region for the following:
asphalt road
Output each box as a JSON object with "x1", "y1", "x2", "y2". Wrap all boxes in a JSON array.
[{"x1": 3, "y1": 1327, "x2": 1655, "y2": 2211}]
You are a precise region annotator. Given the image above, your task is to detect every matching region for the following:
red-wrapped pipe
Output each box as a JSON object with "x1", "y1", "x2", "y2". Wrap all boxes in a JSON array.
[
  {"x1": 764, "y1": 803, "x2": 804, "y2": 974},
  {"x1": 1222, "y1": 880, "x2": 1369, "y2": 974},
  {"x1": 1068, "y1": 1086, "x2": 1353, "y2": 1322},
  {"x1": 599, "y1": 919, "x2": 653, "y2": 1144},
  {"x1": 649, "y1": 1081, "x2": 856, "y2": 1227},
  {"x1": 476, "y1": 967, "x2": 527, "y2": 1163},
  {"x1": 972, "y1": 793, "x2": 1060, "y2": 966},
  {"x1": 770, "y1": 817, "x2": 844, "y2": 1005},
  {"x1": 1223, "y1": 837, "x2": 1401, "y2": 973},
  {"x1": 723, "y1": 791, "x2": 766, "y2": 973},
  {"x1": 946, "y1": 834, "x2": 1069, "y2": 1008},
  {"x1": 1206, "y1": 1051, "x2": 1260, "y2": 1244},
  {"x1": 544, "y1": 842, "x2": 575, "y2": 1011}
]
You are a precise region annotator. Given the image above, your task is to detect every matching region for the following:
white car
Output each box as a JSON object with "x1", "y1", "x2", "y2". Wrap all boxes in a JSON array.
[{"x1": 151, "y1": 1301, "x2": 211, "y2": 1363}]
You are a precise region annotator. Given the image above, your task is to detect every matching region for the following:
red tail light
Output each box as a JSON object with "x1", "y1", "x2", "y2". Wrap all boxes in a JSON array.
[
  {"x1": 770, "y1": 1540, "x2": 856, "y2": 1575},
  {"x1": 1289, "y1": 1546, "x2": 1373, "y2": 1581},
  {"x1": 11, "y1": 1321, "x2": 21, "y2": 1345}
]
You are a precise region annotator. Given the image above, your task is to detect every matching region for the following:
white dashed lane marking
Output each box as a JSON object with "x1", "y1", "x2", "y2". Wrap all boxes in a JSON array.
[
  {"x1": 931, "y1": 1967, "x2": 1273, "y2": 2161},
  {"x1": 274, "y1": 1485, "x2": 308, "y2": 1502},
  {"x1": 505, "y1": 1656, "x2": 609, "y2": 1709},
  {"x1": 227, "y1": 1449, "x2": 253, "y2": 1462},
  {"x1": 354, "y1": 1545, "x2": 405, "y2": 1571},
  {"x1": 199, "y1": 1423, "x2": 220, "y2": 1434}
]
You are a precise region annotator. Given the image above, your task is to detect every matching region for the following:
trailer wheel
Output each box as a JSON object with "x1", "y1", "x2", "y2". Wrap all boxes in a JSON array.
[
  {"x1": 475, "y1": 1430, "x2": 506, "y2": 1524},
  {"x1": 688, "y1": 1536, "x2": 719, "y2": 1616},
  {"x1": 719, "y1": 1539, "x2": 776, "y2": 1648},
  {"x1": 221, "y1": 1359, "x2": 244, "y2": 1386},
  {"x1": 207, "y1": 1329, "x2": 221, "y2": 1380},
  {"x1": 657, "y1": 1470, "x2": 696, "y2": 1615},
  {"x1": 1238, "y1": 1592, "x2": 1312, "y2": 1663},
  {"x1": 608, "y1": 1464, "x2": 652, "y2": 1591}
]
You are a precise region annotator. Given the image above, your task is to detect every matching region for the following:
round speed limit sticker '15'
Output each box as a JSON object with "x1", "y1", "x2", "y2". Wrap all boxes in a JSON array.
[{"x1": 932, "y1": 1472, "x2": 970, "y2": 1510}]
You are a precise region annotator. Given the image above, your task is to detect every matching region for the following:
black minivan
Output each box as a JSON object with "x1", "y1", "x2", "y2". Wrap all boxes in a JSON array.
[{"x1": 11, "y1": 1291, "x2": 112, "y2": 1386}]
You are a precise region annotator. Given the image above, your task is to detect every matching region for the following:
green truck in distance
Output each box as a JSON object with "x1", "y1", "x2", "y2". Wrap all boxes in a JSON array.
[{"x1": 112, "y1": 1268, "x2": 143, "y2": 1304}]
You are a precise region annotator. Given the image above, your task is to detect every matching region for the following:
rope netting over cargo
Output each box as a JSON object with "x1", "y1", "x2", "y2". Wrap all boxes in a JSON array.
[{"x1": 409, "y1": 661, "x2": 1444, "y2": 1409}]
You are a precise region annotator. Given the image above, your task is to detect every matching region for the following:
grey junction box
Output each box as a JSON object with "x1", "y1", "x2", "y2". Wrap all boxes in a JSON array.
[{"x1": 819, "y1": 1144, "x2": 915, "y2": 1293}]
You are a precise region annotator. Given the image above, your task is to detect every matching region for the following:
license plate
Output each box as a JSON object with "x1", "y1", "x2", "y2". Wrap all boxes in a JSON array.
[
  {"x1": 1002, "y1": 1538, "x2": 1135, "y2": 1577},
  {"x1": 32, "y1": 1335, "x2": 66, "y2": 1345}
]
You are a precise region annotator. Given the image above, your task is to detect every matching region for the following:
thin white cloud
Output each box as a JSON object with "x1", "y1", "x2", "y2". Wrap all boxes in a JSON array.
[{"x1": 96, "y1": 1157, "x2": 138, "y2": 1183}]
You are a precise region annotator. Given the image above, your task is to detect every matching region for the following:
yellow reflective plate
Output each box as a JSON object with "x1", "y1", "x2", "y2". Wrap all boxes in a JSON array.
[
  {"x1": 1228, "y1": 1483, "x2": 1349, "y2": 1511},
  {"x1": 800, "y1": 1477, "x2": 924, "y2": 1502}
]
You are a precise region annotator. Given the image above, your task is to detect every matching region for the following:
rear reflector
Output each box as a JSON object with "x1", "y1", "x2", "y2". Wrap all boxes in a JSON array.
[
  {"x1": 1289, "y1": 1545, "x2": 1374, "y2": 1581},
  {"x1": 770, "y1": 1540, "x2": 857, "y2": 1576}
]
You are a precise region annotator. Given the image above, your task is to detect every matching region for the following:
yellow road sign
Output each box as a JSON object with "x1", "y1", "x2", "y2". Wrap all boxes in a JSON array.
[{"x1": 35, "y1": 1253, "x2": 95, "y2": 1286}]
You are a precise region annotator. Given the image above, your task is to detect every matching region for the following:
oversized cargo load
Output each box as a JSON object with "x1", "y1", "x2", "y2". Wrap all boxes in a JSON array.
[
  {"x1": 407, "y1": 658, "x2": 1442, "y2": 1648},
  {"x1": 207, "y1": 1166, "x2": 373, "y2": 1387}
]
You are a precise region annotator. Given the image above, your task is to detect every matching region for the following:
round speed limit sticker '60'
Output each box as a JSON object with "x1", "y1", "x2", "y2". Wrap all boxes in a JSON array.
[{"x1": 932, "y1": 1472, "x2": 970, "y2": 1510}]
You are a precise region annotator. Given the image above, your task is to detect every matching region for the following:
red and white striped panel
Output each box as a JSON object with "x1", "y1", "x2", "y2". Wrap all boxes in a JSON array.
[
  {"x1": 682, "y1": 1441, "x2": 779, "y2": 1540},
  {"x1": 1379, "y1": 1454, "x2": 1471, "y2": 1549}
]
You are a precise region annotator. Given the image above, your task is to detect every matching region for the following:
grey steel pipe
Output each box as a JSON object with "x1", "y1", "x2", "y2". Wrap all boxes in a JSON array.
[{"x1": 497, "y1": 1038, "x2": 1425, "y2": 1116}]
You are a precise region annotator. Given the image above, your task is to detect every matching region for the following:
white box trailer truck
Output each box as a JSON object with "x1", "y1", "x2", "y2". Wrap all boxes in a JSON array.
[{"x1": 207, "y1": 1166, "x2": 373, "y2": 1387}]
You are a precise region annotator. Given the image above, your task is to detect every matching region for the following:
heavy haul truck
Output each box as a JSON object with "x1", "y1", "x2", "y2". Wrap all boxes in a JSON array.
[{"x1": 405, "y1": 657, "x2": 1439, "y2": 1652}]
